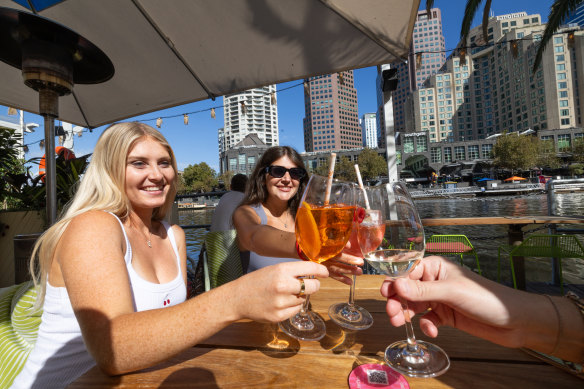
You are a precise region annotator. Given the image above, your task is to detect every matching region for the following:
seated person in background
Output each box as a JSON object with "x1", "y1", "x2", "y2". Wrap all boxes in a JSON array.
[
  {"x1": 232, "y1": 146, "x2": 362, "y2": 284},
  {"x1": 381, "y1": 255, "x2": 584, "y2": 365},
  {"x1": 12, "y1": 123, "x2": 330, "y2": 389},
  {"x1": 210, "y1": 173, "x2": 248, "y2": 232}
]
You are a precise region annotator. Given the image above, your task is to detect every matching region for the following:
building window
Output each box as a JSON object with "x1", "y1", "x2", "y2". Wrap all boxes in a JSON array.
[
  {"x1": 229, "y1": 158, "x2": 237, "y2": 171},
  {"x1": 468, "y1": 145, "x2": 479, "y2": 159},
  {"x1": 416, "y1": 136, "x2": 428, "y2": 152},
  {"x1": 558, "y1": 134, "x2": 571, "y2": 150},
  {"x1": 404, "y1": 137, "x2": 414, "y2": 153},
  {"x1": 454, "y1": 146, "x2": 465, "y2": 160},
  {"x1": 431, "y1": 147, "x2": 442, "y2": 163},
  {"x1": 444, "y1": 147, "x2": 452, "y2": 163},
  {"x1": 481, "y1": 144, "x2": 493, "y2": 158}
]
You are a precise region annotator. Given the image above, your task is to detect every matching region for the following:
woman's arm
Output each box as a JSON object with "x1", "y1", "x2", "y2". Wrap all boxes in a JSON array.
[
  {"x1": 56, "y1": 211, "x2": 329, "y2": 375},
  {"x1": 380, "y1": 256, "x2": 584, "y2": 363}
]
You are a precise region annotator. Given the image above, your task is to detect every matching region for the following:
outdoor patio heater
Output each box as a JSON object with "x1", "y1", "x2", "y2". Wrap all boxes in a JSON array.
[{"x1": 0, "y1": 7, "x2": 114, "y2": 225}]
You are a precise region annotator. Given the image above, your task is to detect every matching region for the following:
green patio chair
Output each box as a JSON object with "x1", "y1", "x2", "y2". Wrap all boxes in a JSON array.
[
  {"x1": 425, "y1": 235, "x2": 481, "y2": 275},
  {"x1": 498, "y1": 234, "x2": 584, "y2": 294},
  {"x1": 0, "y1": 281, "x2": 42, "y2": 388}
]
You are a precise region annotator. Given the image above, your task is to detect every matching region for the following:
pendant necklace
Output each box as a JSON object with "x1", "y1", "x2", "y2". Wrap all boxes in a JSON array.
[{"x1": 140, "y1": 227, "x2": 153, "y2": 248}]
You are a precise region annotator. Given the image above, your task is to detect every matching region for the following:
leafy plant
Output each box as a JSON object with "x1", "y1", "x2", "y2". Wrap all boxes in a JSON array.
[{"x1": 6, "y1": 153, "x2": 90, "y2": 211}]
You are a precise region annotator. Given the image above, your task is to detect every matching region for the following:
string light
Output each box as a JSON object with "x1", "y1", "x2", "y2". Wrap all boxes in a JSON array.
[
  {"x1": 510, "y1": 40, "x2": 519, "y2": 58},
  {"x1": 270, "y1": 92, "x2": 276, "y2": 105},
  {"x1": 240, "y1": 101, "x2": 247, "y2": 115},
  {"x1": 183, "y1": 114, "x2": 189, "y2": 125},
  {"x1": 458, "y1": 47, "x2": 467, "y2": 65},
  {"x1": 156, "y1": 117, "x2": 162, "y2": 128},
  {"x1": 211, "y1": 108, "x2": 216, "y2": 119},
  {"x1": 7, "y1": 107, "x2": 17, "y2": 115},
  {"x1": 39, "y1": 139, "x2": 44, "y2": 149},
  {"x1": 416, "y1": 52, "x2": 422, "y2": 68},
  {"x1": 568, "y1": 31, "x2": 575, "y2": 49},
  {"x1": 338, "y1": 72, "x2": 344, "y2": 84},
  {"x1": 304, "y1": 79, "x2": 309, "y2": 95}
]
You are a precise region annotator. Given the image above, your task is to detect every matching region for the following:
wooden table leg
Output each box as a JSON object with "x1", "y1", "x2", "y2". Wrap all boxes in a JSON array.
[{"x1": 508, "y1": 224, "x2": 526, "y2": 290}]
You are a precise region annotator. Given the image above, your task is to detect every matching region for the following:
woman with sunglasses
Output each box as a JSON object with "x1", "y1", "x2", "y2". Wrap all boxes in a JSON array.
[{"x1": 233, "y1": 146, "x2": 362, "y2": 284}]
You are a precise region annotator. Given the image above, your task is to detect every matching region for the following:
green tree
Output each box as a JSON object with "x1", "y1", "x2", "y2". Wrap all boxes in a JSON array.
[
  {"x1": 356, "y1": 148, "x2": 387, "y2": 180},
  {"x1": 314, "y1": 156, "x2": 356, "y2": 182},
  {"x1": 182, "y1": 162, "x2": 218, "y2": 192},
  {"x1": 426, "y1": 0, "x2": 583, "y2": 72},
  {"x1": 571, "y1": 137, "x2": 584, "y2": 163},
  {"x1": 492, "y1": 133, "x2": 538, "y2": 172},
  {"x1": 0, "y1": 128, "x2": 22, "y2": 207},
  {"x1": 537, "y1": 139, "x2": 562, "y2": 169},
  {"x1": 217, "y1": 170, "x2": 235, "y2": 190}
]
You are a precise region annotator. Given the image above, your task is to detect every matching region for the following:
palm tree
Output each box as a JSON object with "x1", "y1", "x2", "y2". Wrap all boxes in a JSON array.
[{"x1": 425, "y1": 0, "x2": 583, "y2": 72}]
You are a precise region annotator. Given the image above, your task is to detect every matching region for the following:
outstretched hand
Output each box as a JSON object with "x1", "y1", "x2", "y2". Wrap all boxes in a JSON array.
[
  {"x1": 323, "y1": 251, "x2": 364, "y2": 285},
  {"x1": 380, "y1": 256, "x2": 545, "y2": 349}
]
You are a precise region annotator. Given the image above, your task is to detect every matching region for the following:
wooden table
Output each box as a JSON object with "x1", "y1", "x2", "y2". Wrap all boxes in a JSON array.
[
  {"x1": 69, "y1": 276, "x2": 581, "y2": 388},
  {"x1": 421, "y1": 216, "x2": 584, "y2": 290}
]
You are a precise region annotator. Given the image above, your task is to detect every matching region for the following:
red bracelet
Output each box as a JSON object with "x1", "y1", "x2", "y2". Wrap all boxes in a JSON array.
[{"x1": 295, "y1": 241, "x2": 308, "y2": 261}]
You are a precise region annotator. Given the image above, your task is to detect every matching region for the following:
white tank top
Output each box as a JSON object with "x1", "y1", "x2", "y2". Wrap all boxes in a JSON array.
[{"x1": 11, "y1": 214, "x2": 186, "y2": 389}]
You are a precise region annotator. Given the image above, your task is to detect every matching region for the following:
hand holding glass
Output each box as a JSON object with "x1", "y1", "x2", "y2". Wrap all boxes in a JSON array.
[{"x1": 365, "y1": 182, "x2": 450, "y2": 378}]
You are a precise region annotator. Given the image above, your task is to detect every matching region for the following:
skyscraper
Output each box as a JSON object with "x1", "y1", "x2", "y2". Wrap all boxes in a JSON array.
[
  {"x1": 410, "y1": 12, "x2": 583, "y2": 142},
  {"x1": 220, "y1": 85, "x2": 278, "y2": 152},
  {"x1": 391, "y1": 8, "x2": 446, "y2": 134},
  {"x1": 303, "y1": 71, "x2": 361, "y2": 152},
  {"x1": 361, "y1": 113, "x2": 378, "y2": 148},
  {"x1": 566, "y1": 3, "x2": 584, "y2": 27}
]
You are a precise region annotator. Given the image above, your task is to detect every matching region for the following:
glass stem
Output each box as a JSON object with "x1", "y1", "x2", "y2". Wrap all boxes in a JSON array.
[
  {"x1": 400, "y1": 297, "x2": 420, "y2": 354},
  {"x1": 348, "y1": 274, "x2": 356, "y2": 307},
  {"x1": 299, "y1": 276, "x2": 314, "y2": 315}
]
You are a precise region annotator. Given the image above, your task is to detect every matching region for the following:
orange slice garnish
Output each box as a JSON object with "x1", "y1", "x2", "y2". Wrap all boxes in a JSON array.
[{"x1": 296, "y1": 202, "x2": 321, "y2": 261}]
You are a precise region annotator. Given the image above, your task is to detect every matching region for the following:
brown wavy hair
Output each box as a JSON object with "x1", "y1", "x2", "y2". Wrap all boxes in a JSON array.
[{"x1": 241, "y1": 146, "x2": 308, "y2": 216}]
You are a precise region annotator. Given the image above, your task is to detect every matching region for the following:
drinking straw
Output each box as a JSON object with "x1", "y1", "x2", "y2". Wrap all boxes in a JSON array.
[
  {"x1": 354, "y1": 164, "x2": 370, "y2": 210},
  {"x1": 324, "y1": 152, "x2": 336, "y2": 205}
]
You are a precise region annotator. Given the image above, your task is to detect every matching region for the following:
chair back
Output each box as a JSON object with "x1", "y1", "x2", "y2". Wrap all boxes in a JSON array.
[
  {"x1": 511, "y1": 235, "x2": 584, "y2": 258},
  {"x1": 204, "y1": 230, "x2": 243, "y2": 289}
]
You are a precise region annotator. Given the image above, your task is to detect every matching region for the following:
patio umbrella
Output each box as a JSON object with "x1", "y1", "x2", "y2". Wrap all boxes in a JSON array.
[
  {"x1": 0, "y1": 0, "x2": 419, "y2": 128},
  {"x1": 0, "y1": 0, "x2": 419, "y2": 225},
  {"x1": 504, "y1": 176, "x2": 527, "y2": 182}
]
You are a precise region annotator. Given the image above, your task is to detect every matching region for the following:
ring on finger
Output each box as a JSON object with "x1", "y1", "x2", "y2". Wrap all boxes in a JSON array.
[{"x1": 297, "y1": 278, "x2": 306, "y2": 297}]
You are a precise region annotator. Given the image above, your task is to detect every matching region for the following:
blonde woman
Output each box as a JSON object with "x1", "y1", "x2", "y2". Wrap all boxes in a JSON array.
[{"x1": 12, "y1": 123, "x2": 328, "y2": 388}]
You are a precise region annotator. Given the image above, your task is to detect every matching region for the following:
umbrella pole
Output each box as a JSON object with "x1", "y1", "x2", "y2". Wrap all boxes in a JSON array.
[{"x1": 40, "y1": 89, "x2": 59, "y2": 226}]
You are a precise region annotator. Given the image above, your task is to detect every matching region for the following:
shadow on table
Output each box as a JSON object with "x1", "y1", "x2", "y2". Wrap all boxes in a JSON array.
[{"x1": 159, "y1": 368, "x2": 218, "y2": 388}]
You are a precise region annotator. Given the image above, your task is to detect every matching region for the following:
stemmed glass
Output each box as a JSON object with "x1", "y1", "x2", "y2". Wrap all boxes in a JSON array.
[
  {"x1": 278, "y1": 175, "x2": 355, "y2": 341},
  {"x1": 365, "y1": 182, "x2": 450, "y2": 378},
  {"x1": 328, "y1": 186, "x2": 384, "y2": 330}
]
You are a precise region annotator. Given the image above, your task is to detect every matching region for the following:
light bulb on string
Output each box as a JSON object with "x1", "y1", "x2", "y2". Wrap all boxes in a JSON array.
[
  {"x1": 23, "y1": 145, "x2": 28, "y2": 153},
  {"x1": 416, "y1": 52, "x2": 422, "y2": 68},
  {"x1": 7, "y1": 107, "x2": 17, "y2": 115},
  {"x1": 510, "y1": 40, "x2": 519, "y2": 58},
  {"x1": 304, "y1": 79, "x2": 309, "y2": 95},
  {"x1": 271, "y1": 92, "x2": 276, "y2": 105},
  {"x1": 156, "y1": 117, "x2": 162, "y2": 128},
  {"x1": 211, "y1": 108, "x2": 216, "y2": 119},
  {"x1": 39, "y1": 139, "x2": 45, "y2": 149},
  {"x1": 183, "y1": 114, "x2": 189, "y2": 125},
  {"x1": 338, "y1": 72, "x2": 344, "y2": 84},
  {"x1": 241, "y1": 101, "x2": 247, "y2": 115}
]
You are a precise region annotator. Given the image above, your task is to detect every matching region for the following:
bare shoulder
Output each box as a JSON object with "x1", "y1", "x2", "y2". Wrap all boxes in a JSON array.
[
  {"x1": 64, "y1": 211, "x2": 123, "y2": 243},
  {"x1": 233, "y1": 204, "x2": 260, "y2": 225},
  {"x1": 170, "y1": 223, "x2": 185, "y2": 240}
]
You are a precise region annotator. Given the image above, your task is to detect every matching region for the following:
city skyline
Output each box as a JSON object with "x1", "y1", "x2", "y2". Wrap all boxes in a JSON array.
[{"x1": 3, "y1": 1, "x2": 553, "y2": 173}]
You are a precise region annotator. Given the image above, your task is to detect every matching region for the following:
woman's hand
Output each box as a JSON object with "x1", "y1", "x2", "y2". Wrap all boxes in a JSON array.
[
  {"x1": 231, "y1": 261, "x2": 329, "y2": 323},
  {"x1": 380, "y1": 256, "x2": 554, "y2": 350},
  {"x1": 322, "y1": 251, "x2": 364, "y2": 285}
]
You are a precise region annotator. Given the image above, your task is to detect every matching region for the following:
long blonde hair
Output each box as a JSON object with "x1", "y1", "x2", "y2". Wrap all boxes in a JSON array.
[{"x1": 30, "y1": 122, "x2": 178, "y2": 306}]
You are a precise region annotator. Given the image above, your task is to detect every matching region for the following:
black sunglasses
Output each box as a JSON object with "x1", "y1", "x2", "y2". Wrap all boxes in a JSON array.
[{"x1": 265, "y1": 165, "x2": 307, "y2": 180}]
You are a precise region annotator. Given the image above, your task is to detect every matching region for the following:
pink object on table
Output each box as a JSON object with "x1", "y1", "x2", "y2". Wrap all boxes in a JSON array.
[{"x1": 426, "y1": 242, "x2": 473, "y2": 253}]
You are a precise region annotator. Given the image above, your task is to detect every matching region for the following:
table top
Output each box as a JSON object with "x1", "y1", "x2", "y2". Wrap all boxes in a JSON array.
[
  {"x1": 421, "y1": 215, "x2": 584, "y2": 226},
  {"x1": 69, "y1": 275, "x2": 581, "y2": 388}
]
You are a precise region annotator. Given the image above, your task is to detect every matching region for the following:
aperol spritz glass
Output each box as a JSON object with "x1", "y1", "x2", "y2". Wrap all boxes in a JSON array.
[{"x1": 278, "y1": 175, "x2": 355, "y2": 341}]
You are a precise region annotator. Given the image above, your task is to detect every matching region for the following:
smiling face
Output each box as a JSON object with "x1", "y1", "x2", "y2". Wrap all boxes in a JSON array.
[
  {"x1": 264, "y1": 155, "x2": 301, "y2": 203},
  {"x1": 125, "y1": 136, "x2": 176, "y2": 211}
]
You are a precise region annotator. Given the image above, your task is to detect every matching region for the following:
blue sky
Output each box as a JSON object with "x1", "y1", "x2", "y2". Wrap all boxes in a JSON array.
[{"x1": 4, "y1": 1, "x2": 552, "y2": 173}]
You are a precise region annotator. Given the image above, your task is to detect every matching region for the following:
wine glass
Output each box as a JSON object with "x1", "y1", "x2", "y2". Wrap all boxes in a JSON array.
[
  {"x1": 365, "y1": 182, "x2": 450, "y2": 378},
  {"x1": 278, "y1": 175, "x2": 355, "y2": 341},
  {"x1": 328, "y1": 186, "x2": 384, "y2": 330}
]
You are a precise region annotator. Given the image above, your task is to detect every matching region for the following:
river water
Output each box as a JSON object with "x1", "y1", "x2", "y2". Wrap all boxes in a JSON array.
[{"x1": 179, "y1": 192, "x2": 584, "y2": 284}]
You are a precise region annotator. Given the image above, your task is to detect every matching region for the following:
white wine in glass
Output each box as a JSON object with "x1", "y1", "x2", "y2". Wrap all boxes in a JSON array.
[{"x1": 365, "y1": 182, "x2": 450, "y2": 378}]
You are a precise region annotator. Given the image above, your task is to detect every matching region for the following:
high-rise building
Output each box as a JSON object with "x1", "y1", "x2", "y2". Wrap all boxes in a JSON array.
[
  {"x1": 303, "y1": 71, "x2": 361, "y2": 152},
  {"x1": 410, "y1": 12, "x2": 583, "y2": 143},
  {"x1": 220, "y1": 85, "x2": 278, "y2": 153},
  {"x1": 391, "y1": 8, "x2": 446, "y2": 134},
  {"x1": 566, "y1": 3, "x2": 584, "y2": 27},
  {"x1": 361, "y1": 113, "x2": 378, "y2": 148}
]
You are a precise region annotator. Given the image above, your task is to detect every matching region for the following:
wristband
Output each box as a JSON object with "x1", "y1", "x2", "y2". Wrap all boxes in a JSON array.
[{"x1": 295, "y1": 241, "x2": 308, "y2": 261}]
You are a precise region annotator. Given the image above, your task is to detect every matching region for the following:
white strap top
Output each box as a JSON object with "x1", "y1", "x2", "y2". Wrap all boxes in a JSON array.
[{"x1": 11, "y1": 213, "x2": 186, "y2": 389}]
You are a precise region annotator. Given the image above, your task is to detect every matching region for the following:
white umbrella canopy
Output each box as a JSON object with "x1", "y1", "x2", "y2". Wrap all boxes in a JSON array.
[{"x1": 0, "y1": 0, "x2": 419, "y2": 128}]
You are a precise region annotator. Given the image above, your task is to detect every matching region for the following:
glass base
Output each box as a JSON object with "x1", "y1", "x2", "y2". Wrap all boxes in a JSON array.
[
  {"x1": 278, "y1": 311, "x2": 326, "y2": 341},
  {"x1": 328, "y1": 302, "x2": 374, "y2": 331},
  {"x1": 384, "y1": 339, "x2": 450, "y2": 378}
]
